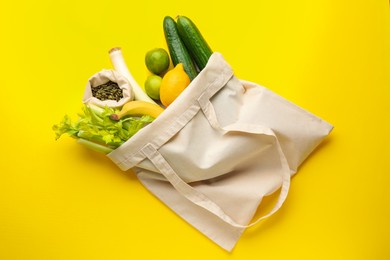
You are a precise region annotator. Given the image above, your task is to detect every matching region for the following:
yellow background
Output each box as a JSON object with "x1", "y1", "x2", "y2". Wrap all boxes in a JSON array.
[{"x1": 1, "y1": 0, "x2": 389, "y2": 259}]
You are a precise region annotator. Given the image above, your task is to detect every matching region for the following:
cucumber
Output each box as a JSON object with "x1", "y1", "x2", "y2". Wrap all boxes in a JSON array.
[
  {"x1": 176, "y1": 16, "x2": 213, "y2": 71},
  {"x1": 163, "y1": 16, "x2": 198, "y2": 81}
]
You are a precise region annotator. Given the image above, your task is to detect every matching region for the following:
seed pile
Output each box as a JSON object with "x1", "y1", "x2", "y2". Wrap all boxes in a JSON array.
[{"x1": 92, "y1": 81, "x2": 123, "y2": 101}]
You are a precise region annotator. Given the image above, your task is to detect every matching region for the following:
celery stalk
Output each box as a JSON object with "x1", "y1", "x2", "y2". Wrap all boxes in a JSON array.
[{"x1": 77, "y1": 138, "x2": 113, "y2": 154}]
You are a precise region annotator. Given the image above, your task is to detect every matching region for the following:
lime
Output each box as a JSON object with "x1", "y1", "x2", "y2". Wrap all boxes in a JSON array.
[
  {"x1": 145, "y1": 48, "x2": 170, "y2": 75},
  {"x1": 144, "y1": 75, "x2": 162, "y2": 100}
]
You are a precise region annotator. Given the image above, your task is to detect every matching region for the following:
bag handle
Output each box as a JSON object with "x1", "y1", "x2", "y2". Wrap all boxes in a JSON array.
[
  {"x1": 140, "y1": 130, "x2": 291, "y2": 229},
  {"x1": 201, "y1": 87, "x2": 291, "y2": 227}
]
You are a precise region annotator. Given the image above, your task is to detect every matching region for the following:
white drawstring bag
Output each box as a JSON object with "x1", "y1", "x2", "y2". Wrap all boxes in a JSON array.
[
  {"x1": 108, "y1": 52, "x2": 333, "y2": 251},
  {"x1": 82, "y1": 69, "x2": 134, "y2": 108}
]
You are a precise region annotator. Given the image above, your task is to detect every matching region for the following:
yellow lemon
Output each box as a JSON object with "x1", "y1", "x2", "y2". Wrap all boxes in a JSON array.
[{"x1": 160, "y1": 63, "x2": 190, "y2": 107}]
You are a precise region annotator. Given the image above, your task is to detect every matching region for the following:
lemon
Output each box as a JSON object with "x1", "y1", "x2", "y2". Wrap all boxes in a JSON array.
[
  {"x1": 144, "y1": 75, "x2": 162, "y2": 100},
  {"x1": 160, "y1": 63, "x2": 190, "y2": 107},
  {"x1": 145, "y1": 48, "x2": 170, "y2": 75}
]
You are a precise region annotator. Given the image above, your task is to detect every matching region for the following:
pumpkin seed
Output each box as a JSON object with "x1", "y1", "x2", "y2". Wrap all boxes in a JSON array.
[{"x1": 91, "y1": 81, "x2": 123, "y2": 101}]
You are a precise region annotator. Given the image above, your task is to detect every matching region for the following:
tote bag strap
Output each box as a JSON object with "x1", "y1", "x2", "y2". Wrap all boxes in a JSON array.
[{"x1": 140, "y1": 131, "x2": 290, "y2": 229}]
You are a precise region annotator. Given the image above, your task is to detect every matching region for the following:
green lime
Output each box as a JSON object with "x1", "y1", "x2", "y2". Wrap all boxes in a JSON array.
[
  {"x1": 144, "y1": 75, "x2": 162, "y2": 100},
  {"x1": 145, "y1": 48, "x2": 170, "y2": 75}
]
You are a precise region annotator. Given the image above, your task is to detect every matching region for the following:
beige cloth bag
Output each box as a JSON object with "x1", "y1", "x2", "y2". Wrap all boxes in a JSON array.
[{"x1": 108, "y1": 52, "x2": 333, "y2": 251}]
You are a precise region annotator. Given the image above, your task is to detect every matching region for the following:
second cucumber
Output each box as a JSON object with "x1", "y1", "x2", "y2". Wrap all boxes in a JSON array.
[{"x1": 176, "y1": 15, "x2": 213, "y2": 71}]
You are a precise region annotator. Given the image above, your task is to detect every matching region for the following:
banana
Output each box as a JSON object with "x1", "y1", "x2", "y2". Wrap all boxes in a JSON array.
[{"x1": 110, "y1": 100, "x2": 165, "y2": 120}]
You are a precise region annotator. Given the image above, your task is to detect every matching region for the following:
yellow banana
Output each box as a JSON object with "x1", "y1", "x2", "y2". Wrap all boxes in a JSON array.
[{"x1": 110, "y1": 100, "x2": 165, "y2": 120}]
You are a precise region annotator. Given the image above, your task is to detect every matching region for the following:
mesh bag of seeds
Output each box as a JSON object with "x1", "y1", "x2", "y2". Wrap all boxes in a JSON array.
[{"x1": 82, "y1": 69, "x2": 134, "y2": 108}]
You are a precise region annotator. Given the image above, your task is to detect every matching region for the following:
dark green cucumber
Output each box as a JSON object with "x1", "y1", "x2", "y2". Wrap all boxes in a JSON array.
[
  {"x1": 176, "y1": 16, "x2": 213, "y2": 71},
  {"x1": 163, "y1": 16, "x2": 198, "y2": 81}
]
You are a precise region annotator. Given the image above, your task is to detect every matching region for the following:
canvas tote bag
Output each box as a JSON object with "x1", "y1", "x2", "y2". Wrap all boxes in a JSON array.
[{"x1": 108, "y1": 52, "x2": 333, "y2": 251}]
